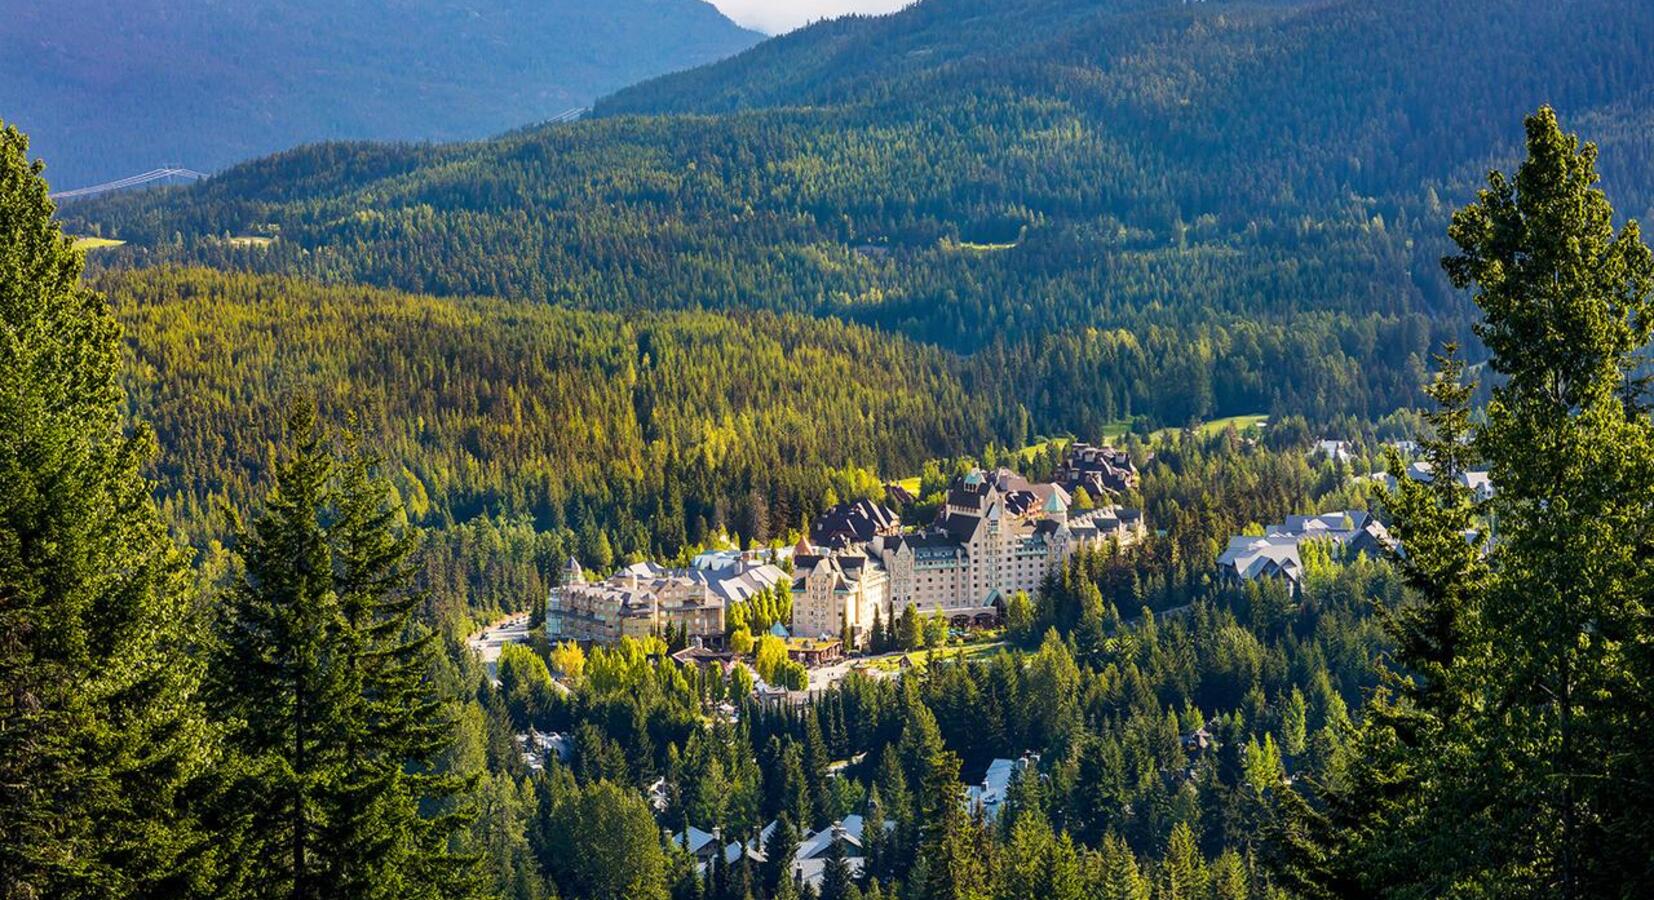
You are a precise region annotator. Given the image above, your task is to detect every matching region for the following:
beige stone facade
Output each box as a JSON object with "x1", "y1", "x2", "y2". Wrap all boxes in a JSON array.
[
  {"x1": 547, "y1": 560, "x2": 727, "y2": 645},
  {"x1": 791, "y1": 545, "x2": 890, "y2": 645},
  {"x1": 871, "y1": 468, "x2": 1145, "y2": 616}
]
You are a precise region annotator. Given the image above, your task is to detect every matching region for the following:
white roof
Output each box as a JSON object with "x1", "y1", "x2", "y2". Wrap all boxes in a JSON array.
[
  {"x1": 1218, "y1": 535, "x2": 1304, "y2": 581},
  {"x1": 796, "y1": 816, "x2": 866, "y2": 861},
  {"x1": 672, "y1": 826, "x2": 719, "y2": 856},
  {"x1": 794, "y1": 857, "x2": 864, "y2": 890}
]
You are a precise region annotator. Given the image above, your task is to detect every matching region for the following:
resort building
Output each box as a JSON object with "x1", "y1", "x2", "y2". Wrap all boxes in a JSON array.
[
  {"x1": 1054, "y1": 442, "x2": 1139, "y2": 498},
  {"x1": 546, "y1": 556, "x2": 785, "y2": 647},
  {"x1": 869, "y1": 467, "x2": 1146, "y2": 620},
  {"x1": 1217, "y1": 509, "x2": 1394, "y2": 587},
  {"x1": 791, "y1": 538, "x2": 890, "y2": 644}
]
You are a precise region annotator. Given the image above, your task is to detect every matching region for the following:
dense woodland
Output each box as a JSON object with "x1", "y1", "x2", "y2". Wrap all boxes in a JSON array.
[
  {"x1": 58, "y1": 1, "x2": 1654, "y2": 432},
  {"x1": 102, "y1": 267, "x2": 1004, "y2": 631},
  {"x1": 7, "y1": 0, "x2": 1654, "y2": 898},
  {"x1": 9, "y1": 108, "x2": 1654, "y2": 897}
]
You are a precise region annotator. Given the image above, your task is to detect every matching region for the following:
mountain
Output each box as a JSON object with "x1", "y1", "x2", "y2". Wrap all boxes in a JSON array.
[
  {"x1": 1, "y1": 0, "x2": 760, "y2": 189},
  {"x1": 59, "y1": 0, "x2": 1654, "y2": 429},
  {"x1": 105, "y1": 267, "x2": 995, "y2": 557}
]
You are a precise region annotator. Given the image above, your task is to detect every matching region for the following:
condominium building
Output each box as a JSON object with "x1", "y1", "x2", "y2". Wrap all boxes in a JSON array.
[
  {"x1": 546, "y1": 557, "x2": 785, "y2": 646},
  {"x1": 790, "y1": 540, "x2": 890, "y2": 644}
]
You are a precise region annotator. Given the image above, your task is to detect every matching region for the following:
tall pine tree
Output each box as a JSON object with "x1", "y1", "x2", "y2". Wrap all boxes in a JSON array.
[
  {"x1": 1447, "y1": 105, "x2": 1654, "y2": 896},
  {"x1": 0, "y1": 121, "x2": 216, "y2": 897},
  {"x1": 1283, "y1": 106, "x2": 1654, "y2": 899},
  {"x1": 209, "y1": 406, "x2": 477, "y2": 898}
]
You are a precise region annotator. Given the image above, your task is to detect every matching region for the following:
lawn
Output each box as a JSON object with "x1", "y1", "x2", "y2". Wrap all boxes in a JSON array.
[
  {"x1": 860, "y1": 639, "x2": 1007, "y2": 673},
  {"x1": 1153, "y1": 413, "x2": 1268, "y2": 441},
  {"x1": 71, "y1": 237, "x2": 125, "y2": 251},
  {"x1": 1097, "y1": 419, "x2": 1136, "y2": 440},
  {"x1": 1015, "y1": 436, "x2": 1070, "y2": 462}
]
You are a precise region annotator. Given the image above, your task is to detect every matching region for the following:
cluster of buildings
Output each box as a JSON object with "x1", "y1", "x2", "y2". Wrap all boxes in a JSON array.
[
  {"x1": 1222, "y1": 436, "x2": 1504, "y2": 590},
  {"x1": 672, "y1": 751, "x2": 1037, "y2": 889},
  {"x1": 546, "y1": 551, "x2": 787, "y2": 648},
  {"x1": 549, "y1": 444, "x2": 1148, "y2": 655},
  {"x1": 1053, "y1": 442, "x2": 1139, "y2": 499},
  {"x1": 673, "y1": 815, "x2": 882, "y2": 890},
  {"x1": 1395, "y1": 460, "x2": 1495, "y2": 502},
  {"x1": 1217, "y1": 510, "x2": 1393, "y2": 587},
  {"x1": 792, "y1": 461, "x2": 1146, "y2": 647}
]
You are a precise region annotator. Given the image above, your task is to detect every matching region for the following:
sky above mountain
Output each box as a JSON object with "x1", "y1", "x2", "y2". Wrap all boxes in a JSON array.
[
  {"x1": 4, "y1": 0, "x2": 761, "y2": 188},
  {"x1": 711, "y1": 0, "x2": 910, "y2": 33}
]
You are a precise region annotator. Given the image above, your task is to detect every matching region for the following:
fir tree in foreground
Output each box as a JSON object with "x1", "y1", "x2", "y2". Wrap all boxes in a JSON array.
[
  {"x1": 0, "y1": 121, "x2": 216, "y2": 897},
  {"x1": 1281, "y1": 106, "x2": 1654, "y2": 898},
  {"x1": 207, "y1": 405, "x2": 480, "y2": 898}
]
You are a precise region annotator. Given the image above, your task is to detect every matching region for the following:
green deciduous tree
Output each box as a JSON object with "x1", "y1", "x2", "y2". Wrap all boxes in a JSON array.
[{"x1": 544, "y1": 780, "x2": 669, "y2": 900}]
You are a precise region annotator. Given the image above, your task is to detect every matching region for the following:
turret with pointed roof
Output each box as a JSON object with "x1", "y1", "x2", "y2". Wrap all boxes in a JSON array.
[{"x1": 1043, "y1": 489, "x2": 1068, "y2": 522}]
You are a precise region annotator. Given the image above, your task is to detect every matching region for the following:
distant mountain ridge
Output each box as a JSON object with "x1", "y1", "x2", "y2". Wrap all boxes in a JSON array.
[
  {"x1": 59, "y1": 0, "x2": 1654, "y2": 431},
  {"x1": 1, "y1": 0, "x2": 761, "y2": 189}
]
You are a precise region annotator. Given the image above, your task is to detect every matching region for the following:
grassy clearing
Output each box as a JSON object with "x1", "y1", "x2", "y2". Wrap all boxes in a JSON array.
[
  {"x1": 1015, "y1": 436, "x2": 1070, "y2": 462},
  {"x1": 940, "y1": 235, "x2": 1020, "y2": 253},
  {"x1": 1153, "y1": 413, "x2": 1269, "y2": 441},
  {"x1": 226, "y1": 235, "x2": 275, "y2": 248},
  {"x1": 861, "y1": 638, "x2": 1007, "y2": 672},
  {"x1": 71, "y1": 237, "x2": 125, "y2": 251},
  {"x1": 1097, "y1": 419, "x2": 1137, "y2": 440}
]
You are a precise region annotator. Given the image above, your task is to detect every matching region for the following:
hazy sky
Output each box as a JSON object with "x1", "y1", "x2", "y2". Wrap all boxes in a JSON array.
[{"x1": 710, "y1": 0, "x2": 912, "y2": 34}]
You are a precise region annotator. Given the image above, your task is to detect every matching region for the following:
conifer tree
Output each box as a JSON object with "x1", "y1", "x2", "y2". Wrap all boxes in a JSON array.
[
  {"x1": 1160, "y1": 822, "x2": 1207, "y2": 900},
  {"x1": 860, "y1": 786, "x2": 886, "y2": 885},
  {"x1": 546, "y1": 780, "x2": 669, "y2": 900},
  {"x1": 209, "y1": 404, "x2": 345, "y2": 898},
  {"x1": 1283, "y1": 106, "x2": 1654, "y2": 899},
  {"x1": 209, "y1": 406, "x2": 478, "y2": 898},
  {"x1": 322, "y1": 441, "x2": 481, "y2": 897},
  {"x1": 1444, "y1": 105, "x2": 1654, "y2": 896},
  {"x1": 763, "y1": 814, "x2": 799, "y2": 899},
  {"x1": 1097, "y1": 833, "x2": 1150, "y2": 900},
  {"x1": 818, "y1": 832, "x2": 853, "y2": 900},
  {"x1": 0, "y1": 122, "x2": 216, "y2": 897}
]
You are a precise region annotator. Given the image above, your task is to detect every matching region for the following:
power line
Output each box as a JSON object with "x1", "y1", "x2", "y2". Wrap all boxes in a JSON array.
[{"x1": 49, "y1": 167, "x2": 209, "y2": 201}]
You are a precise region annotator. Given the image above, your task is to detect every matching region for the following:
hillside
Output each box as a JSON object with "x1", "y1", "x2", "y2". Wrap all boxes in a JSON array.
[
  {"x1": 2, "y1": 0, "x2": 760, "y2": 189},
  {"x1": 60, "y1": 0, "x2": 1654, "y2": 430},
  {"x1": 600, "y1": 0, "x2": 1654, "y2": 212},
  {"x1": 104, "y1": 267, "x2": 997, "y2": 560}
]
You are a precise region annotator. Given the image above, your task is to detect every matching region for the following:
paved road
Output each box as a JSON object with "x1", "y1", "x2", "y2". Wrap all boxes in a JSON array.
[{"x1": 466, "y1": 613, "x2": 532, "y2": 684}]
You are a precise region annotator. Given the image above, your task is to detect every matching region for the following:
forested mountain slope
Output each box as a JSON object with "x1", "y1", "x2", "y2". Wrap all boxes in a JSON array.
[
  {"x1": 105, "y1": 268, "x2": 995, "y2": 564},
  {"x1": 2, "y1": 0, "x2": 760, "y2": 188},
  {"x1": 611, "y1": 0, "x2": 1654, "y2": 227},
  {"x1": 60, "y1": 0, "x2": 1654, "y2": 429}
]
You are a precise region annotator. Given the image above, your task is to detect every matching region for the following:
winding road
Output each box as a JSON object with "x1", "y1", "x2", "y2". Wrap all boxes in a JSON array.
[{"x1": 465, "y1": 613, "x2": 532, "y2": 684}]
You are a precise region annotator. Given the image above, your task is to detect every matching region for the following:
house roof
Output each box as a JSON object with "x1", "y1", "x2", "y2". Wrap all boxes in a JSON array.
[
  {"x1": 796, "y1": 816, "x2": 867, "y2": 861},
  {"x1": 810, "y1": 499, "x2": 900, "y2": 546},
  {"x1": 1218, "y1": 535, "x2": 1305, "y2": 581},
  {"x1": 672, "y1": 826, "x2": 719, "y2": 856}
]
